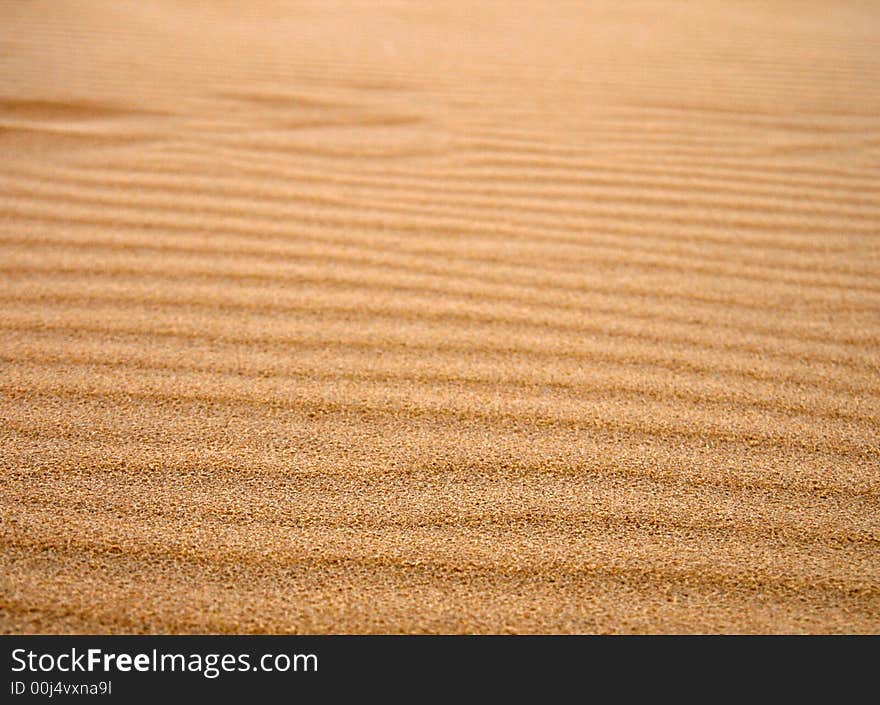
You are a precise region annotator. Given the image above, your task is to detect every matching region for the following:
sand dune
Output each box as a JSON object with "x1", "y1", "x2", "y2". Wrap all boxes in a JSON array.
[{"x1": 1, "y1": 1, "x2": 878, "y2": 633}]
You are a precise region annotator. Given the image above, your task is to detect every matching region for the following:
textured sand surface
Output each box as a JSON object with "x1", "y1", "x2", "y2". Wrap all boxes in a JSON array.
[{"x1": 1, "y1": 1, "x2": 879, "y2": 634}]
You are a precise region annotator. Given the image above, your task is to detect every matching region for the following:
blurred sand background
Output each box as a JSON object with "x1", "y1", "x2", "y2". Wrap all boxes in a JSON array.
[{"x1": 0, "y1": 1, "x2": 878, "y2": 633}]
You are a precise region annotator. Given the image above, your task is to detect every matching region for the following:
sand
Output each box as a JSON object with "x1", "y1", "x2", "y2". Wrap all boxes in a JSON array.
[{"x1": 0, "y1": 1, "x2": 878, "y2": 634}]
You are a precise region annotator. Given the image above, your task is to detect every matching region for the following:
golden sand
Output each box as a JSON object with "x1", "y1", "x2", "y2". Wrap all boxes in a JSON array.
[{"x1": 1, "y1": 1, "x2": 878, "y2": 633}]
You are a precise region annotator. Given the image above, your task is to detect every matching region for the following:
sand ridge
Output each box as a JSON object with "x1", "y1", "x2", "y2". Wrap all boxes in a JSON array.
[{"x1": 1, "y1": 1, "x2": 879, "y2": 633}]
